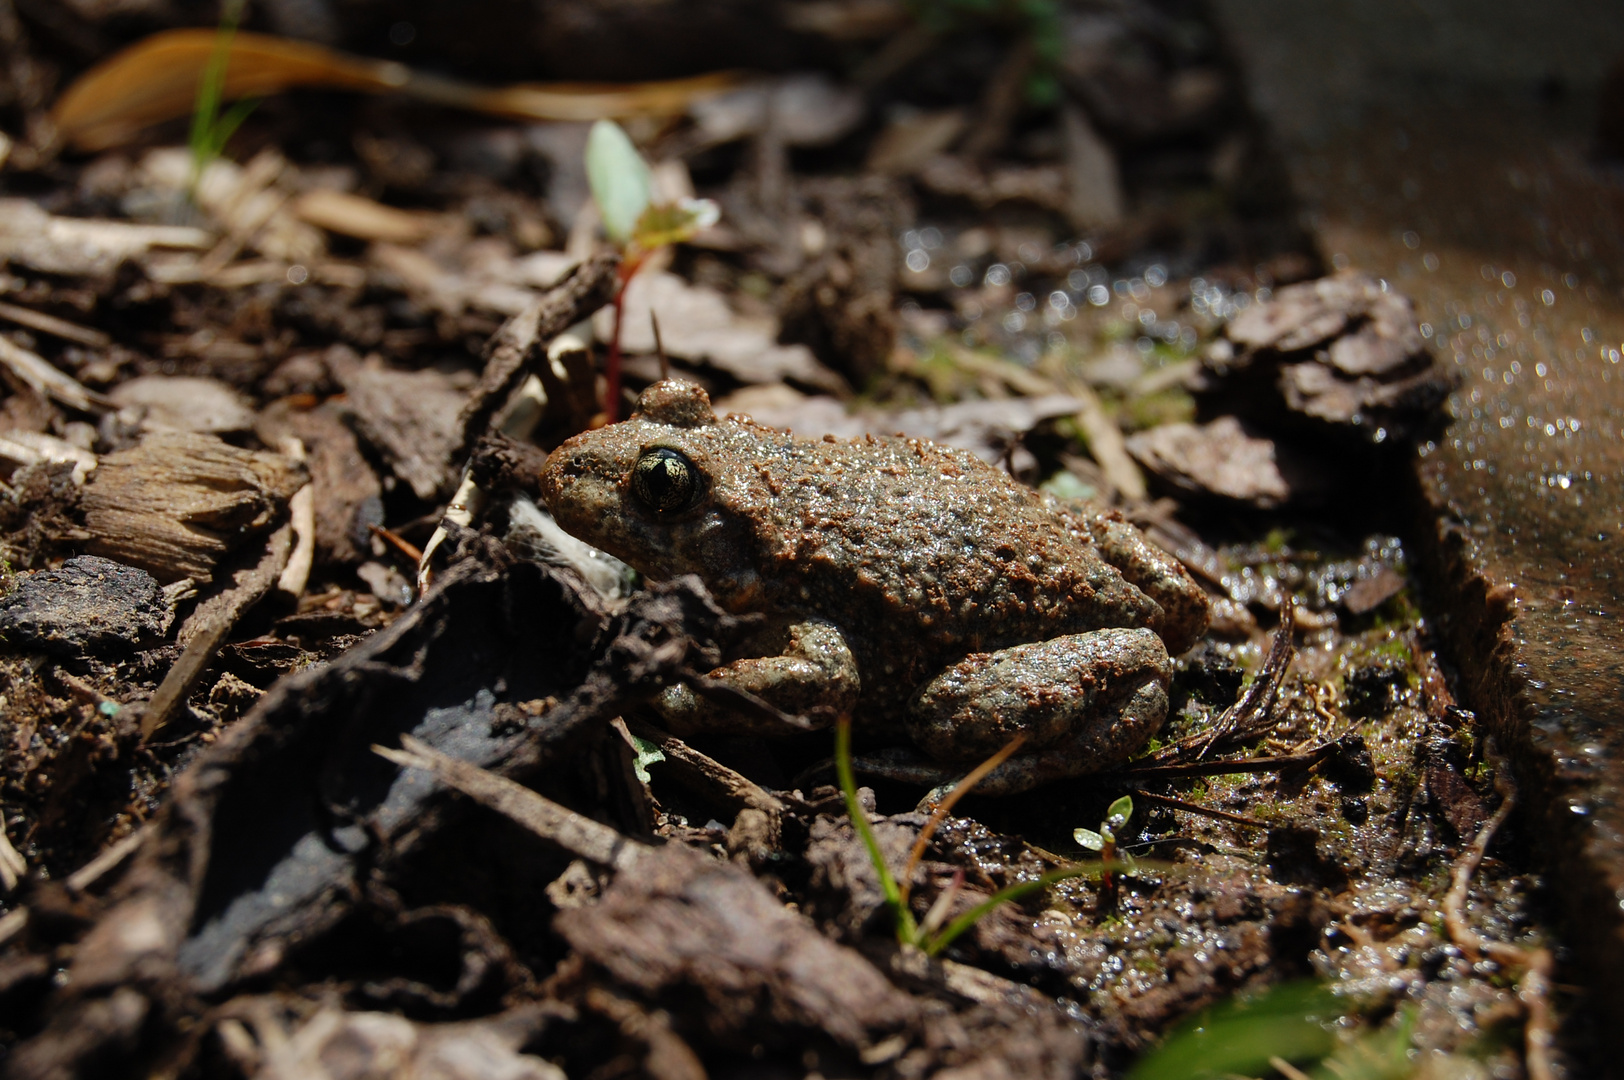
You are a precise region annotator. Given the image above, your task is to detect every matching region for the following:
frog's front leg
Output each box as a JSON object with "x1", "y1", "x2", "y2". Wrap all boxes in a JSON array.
[
  {"x1": 894, "y1": 627, "x2": 1171, "y2": 795},
  {"x1": 652, "y1": 618, "x2": 859, "y2": 735}
]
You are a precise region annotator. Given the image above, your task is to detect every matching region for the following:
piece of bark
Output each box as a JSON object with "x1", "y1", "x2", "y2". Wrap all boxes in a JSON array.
[
  {"x1": 865, "y1": 109, "x2": 967, "y2": 175},
  {"x1": 593, "y1": 271, "x2": 839, "y2": 391},
  {"x1": 0, "y1": 556, "x2": 169, "y2": 656},
  {"x1": 1210, "y1": 272, "x2": 1450, "y2": 442},
  {"x1": 1126, "y1": 416, "x2": 1326, "y2": 508},
  {"x1": 80, "y1": 431, "x2": 305, "y2": 583},
  {"x1": 0, "y1": 198, "x2": 211, "y2": 277},
  {"x1": 778, "y1": 176, "x2": 909, "y2": 387},
  {"x1": 327, "y1": 350, "x2": 464, "y2": 502},
  {"x1": 1341, "y1": 566, "x2": 1405, "y2": 615},
  {"x1": 257, "y1": 397, "x2": 382, "y2": 566},
  {"x1": 553, "y1": 843, "x2": 918, "y2": 1050}
]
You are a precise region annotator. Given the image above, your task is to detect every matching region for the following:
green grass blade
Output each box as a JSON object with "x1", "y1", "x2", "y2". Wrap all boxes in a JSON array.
[
  {"x1": 834, "y1": 719, "x2": 918, "y2": 944},
  {"x1": 1126, "y1": 980, "x2": 1342, "y2": 1080},
  {"x1": 923, "y1": 860, "x2": 1152, "y2": 955}
]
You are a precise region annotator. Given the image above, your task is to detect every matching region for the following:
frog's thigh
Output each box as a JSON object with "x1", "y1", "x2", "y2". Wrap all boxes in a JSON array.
[
  {"x1": 907, "y1": 627, "x2": 1171, "y2": 765},
  {"x1": 653, "y1": 618, "x2": 859, "y2": 735}
]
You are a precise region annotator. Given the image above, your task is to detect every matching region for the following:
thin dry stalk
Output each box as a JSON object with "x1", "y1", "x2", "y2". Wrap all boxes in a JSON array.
[
  {"x1": 375, "y1": 735, "x2": 651, "y2": 873},
  {"x1": 1441, "y1": 765, "x2": 1554, "y2": 1080},
  {"x1": 898, "y1": 735, "x2": 1025, "y2": 902},
  {"x1": 1128, "y1": 788, "x2": 1268, "y2": 829},
  {"x1": 1182, "y1": 591, "x2": 1295, "y2": 761}
]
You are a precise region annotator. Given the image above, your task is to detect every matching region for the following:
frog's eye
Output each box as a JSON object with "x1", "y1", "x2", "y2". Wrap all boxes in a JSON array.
[{"x1": 630, "y1": 448, "x2": 702, "y2": 514}]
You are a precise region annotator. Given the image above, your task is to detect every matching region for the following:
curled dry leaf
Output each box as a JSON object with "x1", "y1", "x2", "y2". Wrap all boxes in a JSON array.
[
  {"x1": 292, "y1": 189, "x2": 438, "y2": 244},
  {"x1": 51, "y1": 29, "x2": 737, "y2": 151}
]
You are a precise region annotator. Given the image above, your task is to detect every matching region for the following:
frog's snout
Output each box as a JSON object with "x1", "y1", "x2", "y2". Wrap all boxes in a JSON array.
[{"x1": 538, "y1": 442, "x2": 611, "y2": 532}]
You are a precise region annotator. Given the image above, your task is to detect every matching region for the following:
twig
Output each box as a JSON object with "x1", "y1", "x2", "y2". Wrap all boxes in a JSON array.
[
  {"x1": 0, "y1": 822, "x2": 26, "y2": 893},
  {"x1": 624, "y1": 720, "x2": 788, "y2": 816},
  {"x1": 65, "y1": 825, "x2": 151, "y2": 894},
  {"x1": 678, "y1": 666, "x2": 818, "y2": 732},
  {"x1": 1174, "y1": 592, "x2": 1295, "y2": 761},
  {"x1": 1128, "y1": 788, "x2": 1269, "y2": 829},
  {"x1": 0, "y1": 907, "x2": 27, "y2": 948},
  {"x1": 0, "y1": 334, "x2": 112, "y2": 412},
  {"x1": 651, "y1": 309, "x2": 668, "y2": 381},
  {"x1": 1270, "y1": 1055, "x2": 1314, "y2": 1080},
  {"x1": 141, "y1": 521, "x2": 293, "y2": 740},
  {"x1": 375, "y1": 734, "x2": 651, "y2": 873},
  {"x1": 1441, "y1": 761, "x2": 1554, "y2": 1080},
  {"x1": 451, "y1": 249, "x2": 619, "y2": 464},
  {"x1": 605, "y1": 280, "x2": 627, "y2": 422},
  {"x1": 367, "y1": 522, "x2": 423, "y2": 565},
  {"x1": 1066, "y1": 379, "x2": 1146, "y2": 503},
  {"x1": 898, "y1": 735, "x2": 1026, "y2": 901},
  {"x1": 275, "y1": 437, "x2": 314, "y2": 598},
  {"x1": 0, "y1": 299, "x2": 111, "y2": 347},
  {"x1": 1112, "y1": 744, "x2": 1333, "y2": 783}
]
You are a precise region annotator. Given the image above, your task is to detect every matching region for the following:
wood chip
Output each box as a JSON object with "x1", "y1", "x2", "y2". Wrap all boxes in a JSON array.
[
  {"x1": 80, "y1": 431, "x2": 305, "y2": 583},
  {"x1": 1062, "y1": 104, "x2": 1125, "y2": 230},
  {"x1": 108, "y1": 375, "x2": 256, "y2": 434},
  {"x1": 1341, "y1": 566, "x2": 1405, "y2": 615},
  {"x1": 0, "y1": 197, "x2": 211, "y2": 276},
  {"x1": 257, "y1": 396, "x2": 382, "y2": 567}
]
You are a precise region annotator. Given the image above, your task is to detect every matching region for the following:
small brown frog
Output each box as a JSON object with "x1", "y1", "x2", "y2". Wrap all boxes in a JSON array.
[{"x1": 540, "y1": 381, "x2": 1210, "y2": 793}]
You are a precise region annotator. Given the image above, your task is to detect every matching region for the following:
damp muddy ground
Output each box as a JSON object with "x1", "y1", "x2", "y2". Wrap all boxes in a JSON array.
[{"x1": 0, "y1": 3, "x2": 1591, "y2": 1078}]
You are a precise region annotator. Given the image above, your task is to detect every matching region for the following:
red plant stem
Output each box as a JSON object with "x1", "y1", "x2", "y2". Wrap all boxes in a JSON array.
[
  {"x1": 1101, "y1": 834, "x2": 1117, "y2": 911},
  {"x1": 604, "y1": 283, "x2": 627, "y2": 423}
]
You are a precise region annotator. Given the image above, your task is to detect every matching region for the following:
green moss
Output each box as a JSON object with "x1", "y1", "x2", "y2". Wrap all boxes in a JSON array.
[{"x1": 1124, "y1": 387, "x2": 1196, "y2": 430}]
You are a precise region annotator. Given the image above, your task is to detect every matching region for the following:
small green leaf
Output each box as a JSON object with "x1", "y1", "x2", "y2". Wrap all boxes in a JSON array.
[
  {"x1": 1106, "y1": 794, "x2": 1134, "y2": 830},
  {"x1": 1073, "y1": 827, "x2": 1104, "y2": 851},
  {"x1": 627, "y1": 734, "x2": 666, "y2": 785},
  {"x1": 586, "y1": 119, "x2": 653, "y2": 245},
  {"x1": 631, "y1": 197, "x2": 720, "y2": 251}
]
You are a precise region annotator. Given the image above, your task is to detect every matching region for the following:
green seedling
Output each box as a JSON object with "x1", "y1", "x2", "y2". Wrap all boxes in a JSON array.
[
  {"x1": 584, "y1": 119, "x2": 719, "y2": 421},
  {"x1": 1074, "y1": 793, "x2": 1134, "y2": 910},
  {"x1": 834, "y1": 718, "x2": 1126, "y2": 956},
  {"x1": 189, "y1": 0, "x2": 258, "y2": 193}
]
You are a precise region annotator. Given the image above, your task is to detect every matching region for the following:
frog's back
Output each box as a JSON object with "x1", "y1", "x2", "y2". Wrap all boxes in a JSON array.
[{"x1": 728, "y1": 426, "x2": 1159, "y2": 687}]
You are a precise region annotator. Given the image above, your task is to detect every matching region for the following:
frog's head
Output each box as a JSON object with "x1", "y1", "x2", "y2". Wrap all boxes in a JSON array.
[{"x1": 539, "y1": 380, "x2": 769, "y2": 609}]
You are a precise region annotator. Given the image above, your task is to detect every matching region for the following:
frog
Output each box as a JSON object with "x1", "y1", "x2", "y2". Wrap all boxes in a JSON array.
[{"x1": 539, "y1": 380, "x2": 1210, "y2": 794}]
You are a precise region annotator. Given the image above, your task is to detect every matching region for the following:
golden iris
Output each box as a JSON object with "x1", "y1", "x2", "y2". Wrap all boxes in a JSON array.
[{"x1": 631, "y1": 448, "x2": 699, "y2": 513}]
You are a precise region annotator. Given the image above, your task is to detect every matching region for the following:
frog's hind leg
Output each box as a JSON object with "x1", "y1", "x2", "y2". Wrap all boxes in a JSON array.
[{"x1": 896, "y1": 626, "x2": 1172, "y2": 797}]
